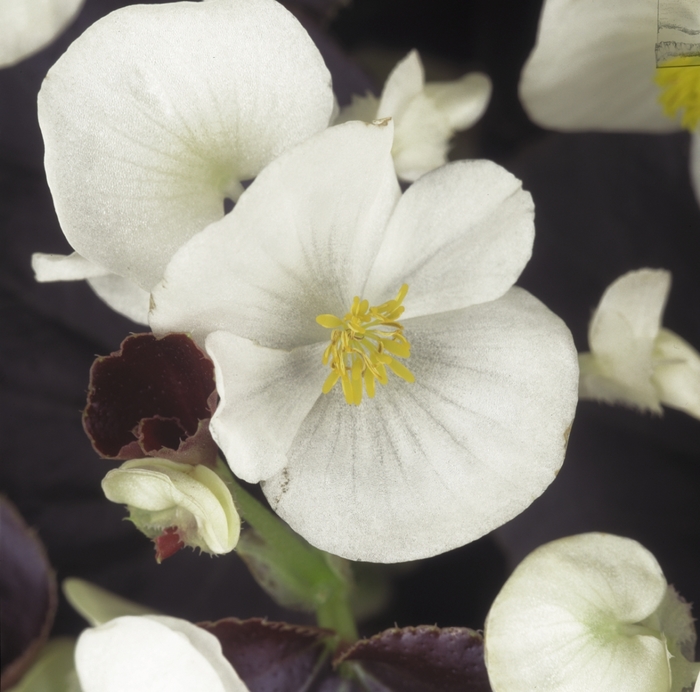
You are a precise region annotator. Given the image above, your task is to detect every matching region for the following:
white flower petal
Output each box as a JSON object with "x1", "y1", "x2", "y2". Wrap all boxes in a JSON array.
[
  {"x1": 261, "y1": 287, "x2": 578, "y2": 562},
  {"x1": 32, "y1": 252, "x2": 109, "y2": 282},
  {"x1": 691, "y1": 132, "x2": 700, "y2": 207},
  {"x1": 87, "y1": 274, "x2": 151, "y2": 325},
  {"x1": 652, "y1": 328, "x2": 700, "y2": 420},
  {"x1": 520, "y1": 0, "x2": 676, "y2": 132},
  {"x1": 38, "y1": 0, "x2": 333, "y2": 290},
  {"x1": 334, "y1": 93, "x2": 380, "y2": 125},
  {"x1": 205, "y1": 331, "x2": 326, "y2": 483},
  {"x1": 423, "y1": 72, "x2": 492, "y2": 130},
  {"x1": 151, "y1": 121, "x2": 400, "y2": 348},
  {"x1": 75, "y1": 615, "x2": 248, "y2": 692},
  {"x1": 484, "y1": 533, "x2": 671, "y2": 692},
  {"x1": 0, "y1": 0, "x2": 84, "y2": 68},
  {"x1": 377, "y1": 50, "x2": 424, "y2": 120},
  {"x1": 586, "y1": 268, "x2": 670, "y2": 404},
  {"x1": 364, "y1": 160, "x2": 534, "y2": 316}
]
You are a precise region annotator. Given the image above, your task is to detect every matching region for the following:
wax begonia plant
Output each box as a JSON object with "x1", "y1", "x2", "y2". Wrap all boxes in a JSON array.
[
  {"x1": 31, "y1": 0, "x2": 334, "y2": 324},
  {"x1": 484, "y1": 533, "x2": 700, "y2": 692},
  {"x1": 335, "y1": 50, "x2": 491, "y2": 182},
  {"x1": 149, "y1": 119, "x2": 579, "y2": 563},
  {"x1": 519, "y1": 0, "x2": 700, "y2": 205},
  {"x1": 578, "y1": 268, "x2": 700, "y2": 420}
]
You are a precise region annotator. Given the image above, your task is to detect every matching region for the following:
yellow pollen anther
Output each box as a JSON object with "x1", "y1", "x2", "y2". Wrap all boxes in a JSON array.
[
  {"x1": 655, "y1": 56, "x2": 700, "y2": 132},
  {"x1": 316, "y1": 284, "x2": 414, "y2": 406}
]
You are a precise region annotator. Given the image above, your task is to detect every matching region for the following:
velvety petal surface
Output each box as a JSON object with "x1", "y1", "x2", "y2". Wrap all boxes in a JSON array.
[
  {"x1": 206, "y1": 331, "x2": 327, "y2": 483},
  {"x1": 151, "y1": 121, "x2": 400, "y2": 349},
  {"x1": 364, "y1": 160, "x2": 534, "y2": 317},
  {"x1": 261, "y1": 288, "x2": 578, "y2": 562},
  {"x1": 75, "y1": 615, "x2": 249, "y2": 692},
  {"x1": 38, "y1": 0, "x2": 333, "y2": 290},
  {"x1": 0, "y1": 0, "x2": 84, "y2": 68},
  {"x1": 652, "y1": 328, "x2": 700, "y2": 420},
  {"x1": 586, "y1": 268, "x2": 670, "y2": 406},
  {"x1": 520, "y1": 0, "x2": 676, "y2": 132},
  {"x1": 484, "y1": 533, "x2": 671, "y2": 692}
]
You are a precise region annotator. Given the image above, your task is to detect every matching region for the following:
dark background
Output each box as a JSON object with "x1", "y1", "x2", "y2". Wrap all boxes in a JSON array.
[{"x1": 2, "y1": 0, "x2": 699, "y2": 648}]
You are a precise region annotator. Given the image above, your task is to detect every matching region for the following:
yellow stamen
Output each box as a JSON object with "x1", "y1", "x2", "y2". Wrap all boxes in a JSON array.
[
  {"x1": 655, "y1": 56, "x2": 700, "y2": 132},
  {"x1": 316, "y1": 284, "x2": 414, "y2": 405}
]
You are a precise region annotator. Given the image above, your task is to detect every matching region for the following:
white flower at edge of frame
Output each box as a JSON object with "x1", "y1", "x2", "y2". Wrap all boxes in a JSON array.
[
  {"x1": 335, "y1": 50, "x2": 491, "y2": 182},
  {"x1": 0, "y1": 0, "x2": 84, "y2": 68},
  {"x1": 578, "y1": 268, "x2": 700, "y2": 421},
  {"x1": 149, "y1": 120, "x2": 579, "y2": 563},
  {"x1": 75, "y1": 615, "x2": 249, "y2": 692},
  {"x1": 484, "y1": 533, "x2": 699, "y2": 692},
  {"x1": 32, "y1": 0, "x2": 334, "y2": 323}
]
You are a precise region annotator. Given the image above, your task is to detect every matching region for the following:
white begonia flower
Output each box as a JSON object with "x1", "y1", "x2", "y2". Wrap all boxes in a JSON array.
[
  {"x1": 102, "y1": 459, "x2": 240, "y2": 558},
  {"x1": 75, "y1": 615, "x2": 249, "y2": 692},
  {"x1": 149, "y1": 120, "x2": 579, "y2": 563},
  {"x1": 334, "y1": 50, "x2": 491, "y2": 182},
  {"x1": 0, "y1": 0, "x2": 84, "y2": 68},
  {"x1": 484, "y1": 533, "x2": 699, "y2": 692},
  {"x1": 578, "y1": 268, "x2": 700, "y2": 420},
  {"x1": 32, "y1": 0, "x2": 334, "y2": 324}
]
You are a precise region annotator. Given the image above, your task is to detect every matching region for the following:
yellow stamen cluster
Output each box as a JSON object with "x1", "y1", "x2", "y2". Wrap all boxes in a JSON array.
[
  {"x1": 655, "y1": 56, "x2": 700, "y2": 132},
  {"x1": 316, "y1": 284, "x2": 414, "y2": 406}
]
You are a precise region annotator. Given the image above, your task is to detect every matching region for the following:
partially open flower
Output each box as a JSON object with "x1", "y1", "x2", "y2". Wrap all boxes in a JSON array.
[
  {"x1": 32, "y1": 0, "x2": 333, "y2": 323},
  {"x1": 578, "y1": 268, "x2": 700, "y2": 420},
  {"x1": 150, "y1": 120, "x2": 578, "y2": 563},
  {"x1": 335, "y1": 50, "x2": 491, "y2": 181},
  {"x1": 0, "y1": 0, "x2": 84, "y2": 68},
  {"x1": 75, "y1": 615, "x2": 249, "y2": 692},
  {"x1": 102, "y1": 459, "x2": 240, "y2": 561},
  {"x1": 484, "y1": 533, "x2": 699, "y2": 692}
]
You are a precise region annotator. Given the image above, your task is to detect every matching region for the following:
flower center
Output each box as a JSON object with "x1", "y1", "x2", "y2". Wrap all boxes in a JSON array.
[
  {"x1": 316, "y1": 284, "x2": 415, "y2": 406},
  {"x1": 655, "y1": 56, "x2": 700, "y2": 131}
]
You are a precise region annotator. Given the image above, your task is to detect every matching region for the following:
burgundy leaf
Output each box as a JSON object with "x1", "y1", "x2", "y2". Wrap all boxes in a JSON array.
[
  {"x1": 0, "y1": 498, "x2": 57, "y2": 691},
  {"x1": 336, "y1": 626, "x2": 492, "y2": 692},
  {"x1": 83, "y1": 333, "x2": 217, "y2": 466},
  {"x1": 200, "y1": 618, "x2": 334, "y2": 692}
]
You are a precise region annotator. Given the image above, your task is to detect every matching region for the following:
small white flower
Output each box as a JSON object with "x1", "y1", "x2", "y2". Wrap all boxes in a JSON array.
[
  {"x1": 335, "y1": 50, "x2": 491, "y2": 182},
  {"x1": 484, "y1": 533, "x2": 699, "y2": 692},
  {"x1": 149, "y1": 120, "x2": 578, "y2": 563},
  {"x1": 32, "y1": 0, "x2": 333, "y2": 324},
  {"x1": 102, "y1": 459, "x2": 241, "y2": 559},
  {"x1": 519, "y1": 0, "x2": 700, "y2": 204},
  {"x1": 578, "y1": 268, "x2": 700, "y2": 420},
  {"x1": 75, "y1": 615, "x2": 249, "y2": 692},
  {"x1": 0, "y1": 0, "x2": 84, "y2": 68}
]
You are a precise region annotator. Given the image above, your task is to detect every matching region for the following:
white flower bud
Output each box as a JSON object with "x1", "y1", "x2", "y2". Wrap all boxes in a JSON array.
[{"x1": 102, "y1": 459, "x2": 240, "y2": 559}]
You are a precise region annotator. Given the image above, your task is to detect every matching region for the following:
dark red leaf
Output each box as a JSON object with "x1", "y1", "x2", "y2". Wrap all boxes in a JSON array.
[
  {"x1": 200, "y1": 618, "x2": 335, "y2": 692},
  {"x1": 336, "y1": 626, "x2": 492, "y2": 692},
  {"x1": 83, "y1": 333, "x2": 217, "y2": 466},
  {"x1": 0, "y1": 498, "x2": 57, "y2": 691}
]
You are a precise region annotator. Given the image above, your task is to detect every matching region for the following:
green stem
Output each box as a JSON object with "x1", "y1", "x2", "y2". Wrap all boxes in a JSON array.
[{"x1": 216, "y1": 458, "x2": 358, "y2": 642}]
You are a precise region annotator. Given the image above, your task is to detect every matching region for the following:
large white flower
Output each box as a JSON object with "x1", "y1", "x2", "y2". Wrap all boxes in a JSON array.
[
  {"x1": 519, "y1": 0, "x2": 700, "y2": 204},
  {"x1": 75, "y1": 615, "x2": 249, "y2": 692},
  {"x1": 335, "y1": 50, "x2": 491, "y2": 182},
  {"x1": 32, "y1": 0, "x2": 333, "y2": 324},
  {"x1": 579, "y1": 268, "x2": 700, "y2": 420},
  {"x1": 0, "y1": 0, "x2": 84, "y2": 68},
  {"x1": 149, "y1": 120, "x2": 579, "y2": 563},
  {"x1": 484, "y1": 533, "x2": 699, "y2": 692}
]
